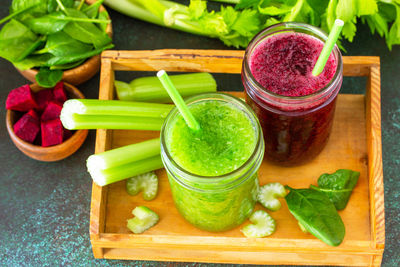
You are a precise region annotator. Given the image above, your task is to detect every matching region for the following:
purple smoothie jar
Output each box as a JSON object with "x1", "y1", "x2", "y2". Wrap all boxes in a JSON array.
[{"x1": 242, "y1": 22, "x2": 343, "y2": 166}]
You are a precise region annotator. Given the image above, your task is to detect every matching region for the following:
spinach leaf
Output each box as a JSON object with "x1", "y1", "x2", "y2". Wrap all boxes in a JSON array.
[
  {"x1": 50, "y1": 59, "x2": 86, "y2": 70},
  {"x1": 13, "y1": 53, "x2": 53, "y2": 70},
  {"x1": 38, "y1": 31, "x2": 93, "y2": 57},
  {"x1": 62, "y1": 8, "x2": 111, "y2": 49},
  {"x1": 82, "y1": 0, "x2": 105, "y2": 18},
  {"x1": 311, "y1": 169, "x2": 359, "y2": 210},
  {"x1": 0, "y1": 19, "x2": 39, "y2": 62},
  {"x1": 285, "y1": 186, "x2": 345, "y2": 246},
  {"x1": 26, "y1": 12, "x2": 69, "y2": 35},
  {"x1": 47, "y1": 0, "x2": 74, "y2": 13},
  {"x1": 97, "y1": 10, "x2": 109, "y2": 32},
  {"x1": 35, "y1": 67, "x2": 63, "y2": 88},
  {"x1": 45, "y1": 43, "x2": 114, "y2": 66},
  {"x1": 10, "y1": 0, "x2": 48, "y2": 22}
]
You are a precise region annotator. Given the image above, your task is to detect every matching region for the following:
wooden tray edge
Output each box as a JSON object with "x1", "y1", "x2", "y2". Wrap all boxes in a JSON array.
[{"x1": 89, "y1": 50, "x2": 385, "y2": 263}]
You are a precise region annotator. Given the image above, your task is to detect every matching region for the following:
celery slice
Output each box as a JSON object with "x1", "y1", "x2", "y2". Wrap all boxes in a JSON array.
[
  {"x1": 127, "y1": 206, "x2": 159, "y2": 234},
  {"x1": 115, "y1": 73, "x2": 217, "y2": 103},
  {"x1": 87, "y1": 138, "x2": 160, "y2": 170},
  {"x1": 89, "y1": 155, "x2": 163, "y2": 186},
  {"x1": 126, "y1": 171, "x2": 158, "y2": 200},
  {"x1": 258, "y1": 182, "x2": 287, "y2": 211},
  {"x1": 241, "y1": 210, "x2": 276, "y2": 238}
]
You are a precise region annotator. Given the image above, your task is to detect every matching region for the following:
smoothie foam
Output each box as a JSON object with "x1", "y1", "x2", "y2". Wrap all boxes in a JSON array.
[
  {"x1": 166, "y1": 99, "x2": 257, "y2": 176},
  {"x1": 249, "y1": 32, "x2": 336, "y2": 97}
]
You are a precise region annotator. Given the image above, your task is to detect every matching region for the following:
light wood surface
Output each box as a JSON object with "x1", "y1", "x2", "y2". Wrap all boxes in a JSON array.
[
  {"x1": 6, "y1": 83, "x2": 88, "y2": 162},
  {"x1": 90, "y1": 50, "x2": 384, "y2": 266}
]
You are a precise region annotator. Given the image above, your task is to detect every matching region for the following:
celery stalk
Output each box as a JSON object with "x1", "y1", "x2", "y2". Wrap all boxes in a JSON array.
[
  {"x1": 115, "y1": 73, "x2": 217, "y2": 103},
  {"x1": 62, "y1": 99, "x2": 173, "y2": 118},
  {"x1": 61, "y1": 113, "x2": 164, "y2": 130},
  {"x1": 89, "y1": 155, "x2": 163, "y2": 186},
  {"x1": 87, "y1": 138, "x2": 160, "y2": 170}
]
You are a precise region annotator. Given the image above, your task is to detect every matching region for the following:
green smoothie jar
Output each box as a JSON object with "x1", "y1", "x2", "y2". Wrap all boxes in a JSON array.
[{"x1": 160, "y1": 93, "x2": 264, "y2": 232}]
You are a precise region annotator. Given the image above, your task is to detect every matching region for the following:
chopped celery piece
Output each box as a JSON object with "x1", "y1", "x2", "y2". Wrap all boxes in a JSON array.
[
  {"x1": 87, "y1": 138, "x2": 160, "y2": 170},
  {"x1": 126, "y1": 171, "x2": 158, "y2": 200},
  {"x1": 241, "y1": 210, "x2": 276, "y2": 238},
  {"x1": 89, "y1": 155, "x2": 163, "y2": 186},
  {"x1": 258, "y1": 183, "x2": 287, "y2": 211},
  {"x1": 127, "y1": 206, "x2": 159, "y2": 234},
  {"x1": 61, "y1": 113, "x2": 164, "y2": 130},
  {"x1": 62, "y1": 99, "x2": 173, "y2": 118},
  {"x1": 115, "y1": 73, "x2": 217, "y2": 103}
]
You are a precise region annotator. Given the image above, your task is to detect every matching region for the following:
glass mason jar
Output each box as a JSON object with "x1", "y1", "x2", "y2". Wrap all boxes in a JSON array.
[
  {"x1": 160, "y1": 93, "x2": 264, "y2": 232},
  {"x1": 242, "y1": 22, "x2": 343, "y2": 166}
]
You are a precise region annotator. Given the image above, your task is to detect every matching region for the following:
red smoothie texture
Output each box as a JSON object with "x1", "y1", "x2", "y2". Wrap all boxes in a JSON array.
[{"x1": 249, "y1": 32, "x2": 336, "y2": 96}]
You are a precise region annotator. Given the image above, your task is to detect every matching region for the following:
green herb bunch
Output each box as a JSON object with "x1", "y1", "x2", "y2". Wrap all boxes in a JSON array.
[
  {"x1": 105, "y1": 0, "x2": 400, "y2": 50},
  {"x1": 0, "y1": 0, "x2": 113, "y2": 87}
]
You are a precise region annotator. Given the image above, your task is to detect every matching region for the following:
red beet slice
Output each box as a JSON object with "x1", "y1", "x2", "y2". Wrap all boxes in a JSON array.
[
  {"x1": 6, "y1": 84, "x2": 37, "y2": 112},
  {"x1": 13, "y1": 109, "x2": 40, "y2": 143},
  {"x1": 35, "y1": 89, "x2": 54, "y2": 111},
  {"x1": 41, "y1": 118, "x2": 64, "y2": 147},
  {"x1": 63, "y1": 129, "x2": 73, "y2": 141},
  {"x1": 53, "y1": 82, "x2": 67, "y2": 104},
  {"x1": 41, "y1": 102, "x2": 62, "y2": 122}
]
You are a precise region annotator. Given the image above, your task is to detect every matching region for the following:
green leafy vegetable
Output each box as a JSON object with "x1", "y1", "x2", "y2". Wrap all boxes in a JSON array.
[
  {"x1": 310, "y1": 169, "x2": 359, "y2": 210},
  {"x1": 37, "y1": 31, "x2": 93, "y2": 57},
  {"x1": 104, "y1": 0, "x2": 400, "y2": 50},
  {"x1": 285, "y1": 186, "x2": 345, "y2": 246},
  {"x1": 0, "y1": 19, "x2": 39, "y2": 62},
  {"x1": 35, "y1": 67, "x2": 63, "y2": 88},
  {"x1": 62, "y1": 8, "x2": 112, "y2": 49},
  {"x1": 26, "y1": 12, "x2": 70, "y2": 34},
  {"x1": 0, "y1": 0, "x2": 112, "y2": 84}
]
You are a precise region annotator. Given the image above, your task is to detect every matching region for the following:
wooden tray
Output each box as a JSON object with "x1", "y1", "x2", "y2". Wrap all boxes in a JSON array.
[{"x1": 90, "y1": 50, "x2": 384, "y2": 266}]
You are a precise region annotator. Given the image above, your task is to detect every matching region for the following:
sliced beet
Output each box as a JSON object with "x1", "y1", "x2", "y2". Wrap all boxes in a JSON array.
[
  {"x1": 41, "y1": 118, "x2": 64, "y2": 147},
  {"x1": 13, "y1": 109, "x2": 40, "y2": 143},
  {"x1": 6, "y1": 84, "x2": 37, "y2": 112},
  {"x1": 63, "y1": 129, "x2": 73, "y2": 141},
  {"x1": 41, "y1": 102, "x2": 62, "y2": 122},
  {"x1": 53, "y1": 81, "x2": 67, "y2": 104},
  {"x1": 35, "y1": 89, "x2": 54, "y2": 111}
]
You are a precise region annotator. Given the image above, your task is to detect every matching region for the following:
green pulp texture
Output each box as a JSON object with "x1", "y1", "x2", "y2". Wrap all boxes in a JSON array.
[
  {"x1": 168, "y1": 172, "x2": 259, "y2": 232},
  {"x1": 166, "y1": 100, "x2": 257, "y2": 176}
]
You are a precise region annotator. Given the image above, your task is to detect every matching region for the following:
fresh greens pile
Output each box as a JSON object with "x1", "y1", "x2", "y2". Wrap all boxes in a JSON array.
[
  {"x1": 0, "y1": 0, "x2": 113, "y2": 87},
  {"x1": 104, "y1": 0, "x2": 400, "y2": 50}
]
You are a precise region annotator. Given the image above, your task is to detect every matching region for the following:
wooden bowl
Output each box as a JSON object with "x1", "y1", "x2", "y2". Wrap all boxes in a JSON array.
[
  {"x1": 6, "y1": 83, "x2": 89, "y2": 162},
  {"x1": 17, "y1": 0, "x2": 113, "y2": 85}
]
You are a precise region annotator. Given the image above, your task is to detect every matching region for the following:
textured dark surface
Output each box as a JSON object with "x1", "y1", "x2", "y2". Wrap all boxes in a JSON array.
[{"x1": 0, "y1": 1, "x2": 399, "y2": 267}]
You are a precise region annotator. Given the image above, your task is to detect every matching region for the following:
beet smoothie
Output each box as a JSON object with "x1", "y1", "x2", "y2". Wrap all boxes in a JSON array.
[{"x1": 242, "y1": 23, "x2": 343, "y2": 165}]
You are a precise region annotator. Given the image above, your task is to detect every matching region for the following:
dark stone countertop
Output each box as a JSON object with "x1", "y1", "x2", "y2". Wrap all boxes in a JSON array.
[{"x1": 0, "y1": 1, "x2": 399, "y2": 266}]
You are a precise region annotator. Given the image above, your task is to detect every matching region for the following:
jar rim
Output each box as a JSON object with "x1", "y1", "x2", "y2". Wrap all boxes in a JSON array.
[
  {"x1": 243, "y1": 22, "x2": 343, "y2": 103},
  {"x1": 160, "y1": 92, "x2": 264, "y2": 188}
]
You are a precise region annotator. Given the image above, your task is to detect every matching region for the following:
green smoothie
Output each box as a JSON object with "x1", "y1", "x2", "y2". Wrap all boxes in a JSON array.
[
  {"x1": 166, "y1": 99, "x2": 257, "y2": 176},
  {"x1": 161, "y1": 93, "x2": 264, "y2": 232}
]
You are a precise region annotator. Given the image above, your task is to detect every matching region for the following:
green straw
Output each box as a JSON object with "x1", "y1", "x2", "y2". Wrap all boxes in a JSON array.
[
  {"x1": 157, "y1": 70, "x2": 200, "y2": 131},
  {"x1": 312, "y1": 19, "x2": 344, "y2": 76}
]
